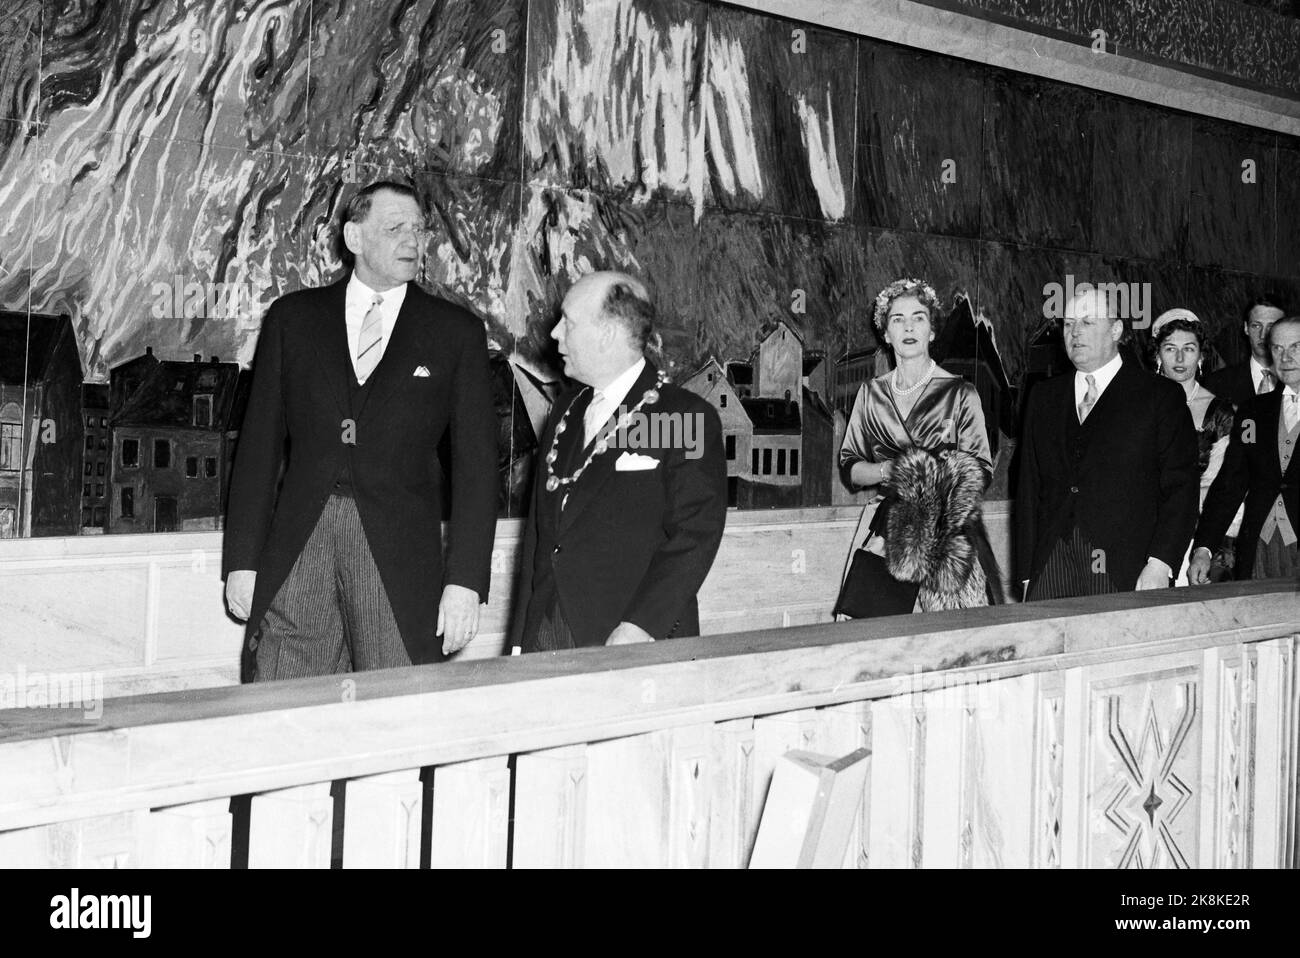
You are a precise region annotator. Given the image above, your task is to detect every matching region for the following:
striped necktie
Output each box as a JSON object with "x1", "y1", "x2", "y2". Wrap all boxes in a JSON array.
[
  {"x1": 355, "y1": 293, "x2": 385, "y2": 384},
  {"x1": 1077, "y1": 374, "x2": 1098, "y2": 423}
]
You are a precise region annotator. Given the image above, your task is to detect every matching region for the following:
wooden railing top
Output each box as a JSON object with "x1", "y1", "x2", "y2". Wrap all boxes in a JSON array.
[
  {"x1": 0, "y1": 581, "x2": 1295, "y2": 829},
  {"x1": 2, "y1": 578, "x2": 1293, "y2": 742},
  {"x1": 0, "y1": 502, "x2": 1015, "y2": 561}
]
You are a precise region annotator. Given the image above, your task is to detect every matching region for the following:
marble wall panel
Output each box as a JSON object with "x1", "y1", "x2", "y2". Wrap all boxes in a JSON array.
[
  {"x1": 981, "y1": 70, "x2": 1095, "y2": 252},
  {"x1": 856, "y1": 43, "x2": 985, "y2": 238}
]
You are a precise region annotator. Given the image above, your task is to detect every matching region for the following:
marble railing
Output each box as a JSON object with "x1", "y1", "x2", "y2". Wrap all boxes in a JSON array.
[{"x1": 0, "y1": 580, "x2": 1294, "y2": 868}]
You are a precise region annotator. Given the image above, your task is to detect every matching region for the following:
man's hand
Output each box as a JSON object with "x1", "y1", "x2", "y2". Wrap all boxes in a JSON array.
[
  {"x1": 1135, "y1": 559, "x2": 1171, "y2": 591},
  {"x1": 606, "y1": 622, "x2": 654, "y2": 646},
  {"x1": 1187, "y1": 548, "x2": 1214, "y2": 586},
  {"x1": 225, "y1": 570, "x2": 256, "y2": 621},
  {"x1": 438, "y1": 584, "x2": 481, "y2": 656}
]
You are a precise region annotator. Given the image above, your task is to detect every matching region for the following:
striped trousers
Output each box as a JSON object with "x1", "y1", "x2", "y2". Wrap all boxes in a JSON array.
[
  {"x1": 246, "y1": 494, "x2": 410, "y2": 681},
  {"x1": 1026, "y1": 526, "x2": 1119, "y2": 601},
  {"x1": 529, "y1": 600, "x2": 576, "y2": 653},
  {"x1": 1254, "y1": 530, "x2": 1300, "y2": 580}
]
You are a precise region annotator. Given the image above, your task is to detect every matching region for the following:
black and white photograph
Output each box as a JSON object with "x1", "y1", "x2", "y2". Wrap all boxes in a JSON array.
[{"x1": 0, "y1": 0, "x2": 1297, "y2": 918}]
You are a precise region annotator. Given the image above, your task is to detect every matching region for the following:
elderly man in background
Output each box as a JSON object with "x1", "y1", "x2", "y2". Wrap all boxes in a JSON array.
[
  {"x1": 1190, "y1": 315, "x2": 1300, "y2": 583},
  {"x1": 1016, "y1": 285, "x2": 1200, "y2": 600}
]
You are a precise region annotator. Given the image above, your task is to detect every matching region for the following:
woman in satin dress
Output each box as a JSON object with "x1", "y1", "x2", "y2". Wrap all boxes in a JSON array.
[{"x1": 837, "y1": 278, "x2": 1000, "y2": 614}]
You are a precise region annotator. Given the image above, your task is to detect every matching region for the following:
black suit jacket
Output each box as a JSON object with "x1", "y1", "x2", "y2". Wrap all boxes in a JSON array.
[
  {"x1": 1015, "y1": 361, "x2": 1199, "y2": 591},
  {"x1": 222, "y1": 277, "x2": 498, "y2": 664},
  {"x1": 510, "y1": 361, "x2": 728, "y2": 650},
  {"x1": 1203, "y1": 360, "x2": 1273, "y2": 409},
  {"x1": 1193, "y1": 389, "x2": 1300, "y2": 579}
]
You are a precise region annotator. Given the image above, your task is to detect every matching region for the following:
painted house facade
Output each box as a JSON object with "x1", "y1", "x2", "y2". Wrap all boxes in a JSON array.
[
  {"x1": 680, "y1": 358, "x2": 753, "y2": 507},
  {"x1": 0, "y1": 311, "x2": 83, "y2": 538},
  {"x1": 109, "y1": 353, "x2": 243, "y2": 534},
  {"x1": 81, "y1": 384, "x2": 111, "y2": 532}
]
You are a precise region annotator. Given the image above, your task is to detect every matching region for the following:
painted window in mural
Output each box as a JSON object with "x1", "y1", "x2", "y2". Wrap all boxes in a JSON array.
[{"x1": 0, "y1": 405, "x2": 20, "y2": 472}]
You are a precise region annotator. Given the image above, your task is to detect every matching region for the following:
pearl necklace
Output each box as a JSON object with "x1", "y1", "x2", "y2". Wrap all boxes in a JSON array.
[
  {"x1": 544, "y1": 370, "x2": 670, "y2": 493},
  {"x1": 891, "y1": 360, "x2": 936, "y2": 396},
  {"x1": 1186, "y1": 382, "x2": 1201, "y2": 404}
]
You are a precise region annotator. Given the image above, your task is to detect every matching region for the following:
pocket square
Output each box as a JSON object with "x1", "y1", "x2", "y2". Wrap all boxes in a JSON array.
[
  {"x1": 413, "y1": 365, "x2": 431, "y2": 377},
  {"x1": 615, "y1": 452, "x2": 659, "y2": 472}
]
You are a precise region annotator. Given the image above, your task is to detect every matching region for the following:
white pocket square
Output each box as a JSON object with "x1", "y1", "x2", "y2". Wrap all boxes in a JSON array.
[
  {"x1": 413, "y1": 365, "x2": 431, "y2": 377},
  {"x1": 615, "y1": 452, "x2": 659, "y2": 472}
]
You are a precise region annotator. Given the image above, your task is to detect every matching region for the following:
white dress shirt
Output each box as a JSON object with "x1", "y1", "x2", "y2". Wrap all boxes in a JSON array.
[
  {"x1": 1073, "y1": 352, "x2": 1124, "y2": 410},
  {"x1": 584, "y1": 358, "x2": 646, "y2": 447},
  {"x1": 345, "y1": 275, "x2": 407, "y2": 381}
]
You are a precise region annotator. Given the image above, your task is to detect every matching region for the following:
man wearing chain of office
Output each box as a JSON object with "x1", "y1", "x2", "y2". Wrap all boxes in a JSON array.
[{"x1": 510, "y1": 271, "x2": 728, "y2": 652}]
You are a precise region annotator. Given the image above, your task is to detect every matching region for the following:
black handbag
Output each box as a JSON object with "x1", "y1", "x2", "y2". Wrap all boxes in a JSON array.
[
  {"x1": 833, "y1": 392, "x2": 938, "y2": 620},
  {"x1": 833, "y1": 545, "x2": 921, "y2": 619}
]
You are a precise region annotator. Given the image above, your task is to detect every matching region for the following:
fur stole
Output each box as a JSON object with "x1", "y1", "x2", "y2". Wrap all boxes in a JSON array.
[{"x1": 884, "y1": 447, "x2": 1000, "y2": 611}]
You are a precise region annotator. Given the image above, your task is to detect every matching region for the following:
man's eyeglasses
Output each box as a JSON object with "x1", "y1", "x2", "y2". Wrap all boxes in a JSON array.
[{"x1": 1269, "y1": 342, "x2": 1300, "y2": 360}]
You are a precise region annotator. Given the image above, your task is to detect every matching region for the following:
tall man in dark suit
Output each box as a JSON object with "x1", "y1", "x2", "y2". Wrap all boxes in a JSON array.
[
  {"x1": 223, "y1": 181, "x2": 498, "y2": 680},
  {"x1": 1017, "y1": 287, "x2": 1199, "y2": 600},
  {"x1": 511, "y1": 272, "x2": 728, "y2": 651},
  {"x1": 1203, "y1": 297, "x2": 1285, "y2": 408},
  {"x1": 1190, "y1": 316, "x2": 1300, "y2": 582}
]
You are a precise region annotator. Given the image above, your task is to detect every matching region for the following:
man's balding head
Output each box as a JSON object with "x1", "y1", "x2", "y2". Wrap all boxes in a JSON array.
[
  {"x1": 553, "y1": 271, "x2": 656, "y2": 387},
  {"x1": 1267, "y1": 315, "x2": 1300, "y2": 387}
]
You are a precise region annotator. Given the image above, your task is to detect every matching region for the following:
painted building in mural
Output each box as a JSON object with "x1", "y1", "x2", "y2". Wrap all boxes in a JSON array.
[
  {"x1": 0, "y1": 311, "x2": 83, "y2": 538},
  {"x1": 831, "y1": 347, "x2": 884, "y2": 416},
  {"x1": 80, "y1": 384, "x2": 111, "y2": 532},
  {"x1": 682, "y1": 320, "x2": 839, "y2": 508},
  {"x1": 679, "y1": 359, "x2": 752, "y2": 507},
  {"x1": 107, "y1": 353, "x2": 246, "y2": 534}
]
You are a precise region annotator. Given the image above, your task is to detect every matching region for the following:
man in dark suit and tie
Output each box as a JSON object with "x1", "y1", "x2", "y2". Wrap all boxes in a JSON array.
[
  {"x1": 1203, "y1": 297, "x2": 1285, "y2": 408},
  {"x1": 511, "y1": 271, "x2": 728, "y2": 652},
  {"x1": 1190, "y1": 316, "x2": 1300, "y2": 583},
  {"x1": 1016, "y1": 286, "x2": 1199, "y2": 600},
  {"x1": 223, "y1": 181, "x2": 498, "y2": 680}
]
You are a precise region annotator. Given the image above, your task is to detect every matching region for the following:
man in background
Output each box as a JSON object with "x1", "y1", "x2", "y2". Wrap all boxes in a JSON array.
[{"x1": 1204, "y1": 296, "x2": 1285, "y2": 407}]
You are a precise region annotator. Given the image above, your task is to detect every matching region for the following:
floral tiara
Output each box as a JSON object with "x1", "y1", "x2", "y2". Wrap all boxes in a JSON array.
[{"x1": 872, "y1": 278, "x2": 942, "y2": 332}]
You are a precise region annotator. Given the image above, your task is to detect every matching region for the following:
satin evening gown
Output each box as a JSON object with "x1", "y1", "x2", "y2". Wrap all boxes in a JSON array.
[{"x1": 838, "y1": 369, "x2": 996, "y2": 612}]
